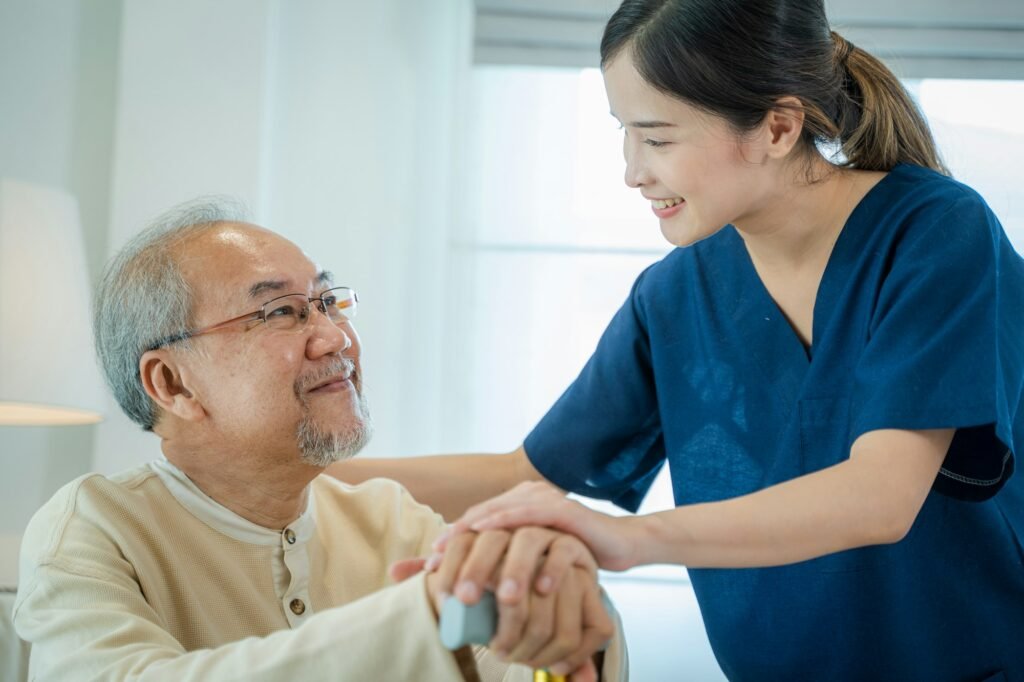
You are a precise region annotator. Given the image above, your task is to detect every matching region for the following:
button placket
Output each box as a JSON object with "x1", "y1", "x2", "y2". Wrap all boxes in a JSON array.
[{"x1": 281, "y1": 525, "x2": 312, "y2": 627}]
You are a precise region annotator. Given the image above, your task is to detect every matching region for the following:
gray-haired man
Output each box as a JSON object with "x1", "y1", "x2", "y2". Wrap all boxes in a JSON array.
[{"x1": 13, "y1": 200, "x2": 623, "y2": 681}]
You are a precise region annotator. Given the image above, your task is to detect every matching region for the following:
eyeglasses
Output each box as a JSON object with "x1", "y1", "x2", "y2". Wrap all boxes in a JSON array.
[{"x1": 146, "y1": 286, "x2": 358, "y2": 351}]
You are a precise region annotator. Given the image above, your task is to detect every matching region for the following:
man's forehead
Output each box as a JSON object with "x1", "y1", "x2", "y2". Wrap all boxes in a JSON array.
[{"x1": 179, "y1": 223, "x2": 329, "y2": 308}]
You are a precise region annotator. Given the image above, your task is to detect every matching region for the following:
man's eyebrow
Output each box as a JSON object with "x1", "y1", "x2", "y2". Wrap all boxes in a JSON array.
[
  {"x1": 248, "y1": 271, "x2": 334, "y2": 300},
  {"x1": 248, "y1": 280, "x2": 287, "y2": 299}
]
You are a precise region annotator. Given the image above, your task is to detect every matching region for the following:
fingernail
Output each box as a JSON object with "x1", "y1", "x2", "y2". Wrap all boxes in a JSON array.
[
  {"x1": 424, "y1": 553, "x2": 442, "y2": 572},
  {"x1": 536, "y1": 575, "x2": 553, "y2": 593},
  {"x1": 549, "y1": 662, "x2": 570, "y2": 675},
  {"x1": 455, "y1": 580, "x2": 479, "y2": 602},
  {"x1": 497, "y1": 578, "x2": 518, "y2": 601}
]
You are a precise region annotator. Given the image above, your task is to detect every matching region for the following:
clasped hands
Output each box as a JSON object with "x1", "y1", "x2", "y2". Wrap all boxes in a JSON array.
[{"x1": 391, "y1": 491, "x2": 617, "y2": 679}]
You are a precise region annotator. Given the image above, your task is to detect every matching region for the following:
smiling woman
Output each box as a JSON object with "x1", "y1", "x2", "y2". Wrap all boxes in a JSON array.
[{"x1": 332, "y1": 1, "x2": 1024, "y2": 679}]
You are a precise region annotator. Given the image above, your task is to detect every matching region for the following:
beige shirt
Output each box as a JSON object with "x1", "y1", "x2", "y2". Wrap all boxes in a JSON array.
[{"x1": 13, "y1": 461, "x2": 553, "y2": 681}]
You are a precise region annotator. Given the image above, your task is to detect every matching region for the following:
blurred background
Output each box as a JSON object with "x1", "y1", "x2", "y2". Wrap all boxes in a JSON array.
[{"x1": 1, "y1": 1, "x2": 1022, "y2": 678}]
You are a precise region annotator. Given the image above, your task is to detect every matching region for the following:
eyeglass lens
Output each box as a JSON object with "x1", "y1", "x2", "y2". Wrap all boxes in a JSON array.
[{"x1": 263, "y1": 288, "x2": 357, "y2": 331}]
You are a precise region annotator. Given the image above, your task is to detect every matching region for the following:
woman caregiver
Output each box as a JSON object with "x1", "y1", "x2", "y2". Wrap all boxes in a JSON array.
[{"x1": 334, "y1": 0, "x2": 1024, "y2": 678}]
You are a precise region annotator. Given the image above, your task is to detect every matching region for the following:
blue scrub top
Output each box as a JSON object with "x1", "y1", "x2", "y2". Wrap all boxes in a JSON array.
[{"x1": 525, "y1": 164, "x2": 1024, "y2": 681}]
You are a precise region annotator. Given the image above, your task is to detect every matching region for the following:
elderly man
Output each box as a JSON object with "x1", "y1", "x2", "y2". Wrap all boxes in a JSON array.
[{"x1": 13, "y1": 200, "x2": 623, "y2": 681}]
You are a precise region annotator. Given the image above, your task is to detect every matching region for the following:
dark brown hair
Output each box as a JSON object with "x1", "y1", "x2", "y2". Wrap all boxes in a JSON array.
[{"x1": 601, "y1": 0, "x2": 949, "y2": 175}]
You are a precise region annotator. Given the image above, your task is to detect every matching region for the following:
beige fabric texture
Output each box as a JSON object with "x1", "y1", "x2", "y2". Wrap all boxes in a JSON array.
[
  {"x1": 14, "y1": 467, "x2": 514, "y2": 680},
  {"x1": 13, "y1": 464, "x2": 625, "y2": 681}
]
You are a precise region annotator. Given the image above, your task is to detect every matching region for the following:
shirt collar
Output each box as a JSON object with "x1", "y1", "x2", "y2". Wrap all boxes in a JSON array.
[{"x1": 150, "y1": 458, "x2": 317, "y2": 547}]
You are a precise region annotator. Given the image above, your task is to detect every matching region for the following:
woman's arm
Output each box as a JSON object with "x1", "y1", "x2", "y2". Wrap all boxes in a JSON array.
[
  {"x1": 443, "y1": 427, "x2": 954, "y2": 591},
  {"x1": 635, "y1": 427, "x2": 954, "y2": 567},
  {"x1": 327, "y1": 446, "x2": 547, "y2": 521}
]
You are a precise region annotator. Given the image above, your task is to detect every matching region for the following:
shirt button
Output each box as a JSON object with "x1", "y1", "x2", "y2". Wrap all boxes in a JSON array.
[
  {"x1": 284, "y1": 528, "x2": 296, "y2": 544},
  {"x1": 289, "y1": 598, "x2": 306, "y2": 615}
]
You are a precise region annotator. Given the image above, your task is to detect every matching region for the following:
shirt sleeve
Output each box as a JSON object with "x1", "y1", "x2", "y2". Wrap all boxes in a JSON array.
[
  {"x1": 14, "y1": 561, "x2": 471, "y2": 682},
  {"x1": 525, "y1": 265, "x2": 665, "y2": 512},
  {"x1": 849, "y1": 191, "x2": 1023, "y2": 501},
  {"x1": 11, "y1": 478, "x2": 491, "y2": 682}
]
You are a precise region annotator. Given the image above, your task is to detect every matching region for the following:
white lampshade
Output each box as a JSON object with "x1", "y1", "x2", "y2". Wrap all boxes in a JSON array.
[{"x1": 0, "y1": 179, "x2": 106, "y2": 425}]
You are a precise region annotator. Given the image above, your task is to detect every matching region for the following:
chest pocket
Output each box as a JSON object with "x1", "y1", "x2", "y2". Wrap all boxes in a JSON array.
[{"x1": 798, "y1": 395, "x2": 897, "y2": 573}]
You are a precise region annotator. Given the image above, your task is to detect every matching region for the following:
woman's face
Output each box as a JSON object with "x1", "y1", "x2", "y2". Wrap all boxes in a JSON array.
[{"x1": 603, "y1": 53, "x2": 776, "y2": 247}]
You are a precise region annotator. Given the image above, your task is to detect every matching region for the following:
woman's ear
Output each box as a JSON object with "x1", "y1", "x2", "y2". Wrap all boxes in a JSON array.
[
  {"x1": 762, "y1": 96, "x2": 806, "y2": 159},
  {"x1": 139, "y1": 350, "x2": 206, "y2": 424}
]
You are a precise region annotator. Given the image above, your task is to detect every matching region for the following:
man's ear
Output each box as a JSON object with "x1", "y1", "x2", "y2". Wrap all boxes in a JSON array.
[
  {"x1": 760, "y1": 96, "x2": 806, "y2": 160},
  {"x1": 139, "y1": 350, "x2": 206, "y2": 423}
]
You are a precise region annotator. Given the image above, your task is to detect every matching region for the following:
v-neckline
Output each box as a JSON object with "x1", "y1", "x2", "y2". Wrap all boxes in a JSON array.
[
  {"x1": 743, "y1": 167, "x2": 899, "y2": 364},
  {"x1": 718, "y1": 166, "x2": 902, "y2": 415}
]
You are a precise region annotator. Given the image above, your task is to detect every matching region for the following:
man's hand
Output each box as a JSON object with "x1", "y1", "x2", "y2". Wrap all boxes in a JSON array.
[{"x1": 421, "y1": 528, "x2": 612, "y2": 680}]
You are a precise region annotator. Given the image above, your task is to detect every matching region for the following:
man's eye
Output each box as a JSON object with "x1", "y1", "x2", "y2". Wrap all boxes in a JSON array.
[{"x1": 268, "y1": 305, "x2": 296, "y2": 318}]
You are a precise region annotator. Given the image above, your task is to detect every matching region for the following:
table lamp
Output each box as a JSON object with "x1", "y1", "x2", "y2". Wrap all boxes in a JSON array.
[{"x1": 0, "y1": 178, "x2": 105, "y2": 425}]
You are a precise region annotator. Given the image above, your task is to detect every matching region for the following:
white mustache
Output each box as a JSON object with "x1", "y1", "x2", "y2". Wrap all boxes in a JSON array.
[{"x1": 295, "y1": 357, "x2": 357, "y2": 396}]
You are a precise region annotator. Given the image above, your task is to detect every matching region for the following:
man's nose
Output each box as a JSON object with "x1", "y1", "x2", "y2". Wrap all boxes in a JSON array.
[{"x1": 307, "y1": 309, "x2": 353, "y2": 358}]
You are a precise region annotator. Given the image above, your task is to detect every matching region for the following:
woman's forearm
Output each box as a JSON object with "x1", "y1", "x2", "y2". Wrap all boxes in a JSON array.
[
  {"x1": 328, "y1": 446, "x2": 543, "y2": 521},
  {"x1": 632, "y1": 429, "x2": 951, "y2": 568}
]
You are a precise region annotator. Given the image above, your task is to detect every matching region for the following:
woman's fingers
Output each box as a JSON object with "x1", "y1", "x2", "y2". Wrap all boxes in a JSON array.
[{"x1": 442, "y1": 481, "x2": 565, "y2": 542}]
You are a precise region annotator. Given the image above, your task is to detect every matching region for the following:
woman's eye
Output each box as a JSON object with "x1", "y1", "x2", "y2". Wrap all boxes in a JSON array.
[{"x1": 644, "y1": 139, "x2": 669, "y2": 148}]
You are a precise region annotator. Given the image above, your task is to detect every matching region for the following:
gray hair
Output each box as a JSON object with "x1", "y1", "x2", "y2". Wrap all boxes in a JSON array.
[{"x1": 93, "y1": 197, "x2": 251, "y2": 430}]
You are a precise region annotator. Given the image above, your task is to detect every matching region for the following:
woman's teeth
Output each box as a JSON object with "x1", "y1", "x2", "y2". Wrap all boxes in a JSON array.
[{"x1": 652, "y1": 197, "x2": 683, "y2": 209}]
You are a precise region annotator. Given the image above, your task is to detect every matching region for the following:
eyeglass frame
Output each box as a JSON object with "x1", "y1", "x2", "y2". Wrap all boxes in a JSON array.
[{"x1": 145, "y1": 286, "x2": 358, "y2": 352}]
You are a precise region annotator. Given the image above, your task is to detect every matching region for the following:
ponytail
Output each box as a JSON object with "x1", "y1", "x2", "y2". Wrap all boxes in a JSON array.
[{"x1": 830, "y1": 32, "x2": 949, "y2": 175}]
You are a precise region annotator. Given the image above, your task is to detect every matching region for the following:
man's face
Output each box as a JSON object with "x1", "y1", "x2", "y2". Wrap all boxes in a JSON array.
[{"x1": 173, "y1": 223, "x2": 371, "y2": 466}]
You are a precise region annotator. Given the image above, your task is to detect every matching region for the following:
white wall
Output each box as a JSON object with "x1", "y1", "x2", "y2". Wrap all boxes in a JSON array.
[
  {"x1": 92, "y1": 0, "x2": 280, "y2": 474},
  {"x1": 265, "y1": 0, "x2": 471, "y2": 457},
  {"x1": 0, "y1": 0, "x2": 473, "y2": 582},
  {"x1": 88, "y1": 0, "x2": 473, "y2": 476},
  {"x1": 0, "y1": 0, "x2": 121, "y2": 585}
]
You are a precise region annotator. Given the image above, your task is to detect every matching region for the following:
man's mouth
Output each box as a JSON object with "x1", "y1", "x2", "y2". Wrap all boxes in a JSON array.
[{"x1": 308, "y1": 371, "x2": 354, "y2": 393}]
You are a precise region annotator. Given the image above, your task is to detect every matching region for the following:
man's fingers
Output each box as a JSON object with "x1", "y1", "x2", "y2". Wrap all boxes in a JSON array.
[
  {"x1": 388, "y1": 557, "x2": 426, "y2": 583},
  {"x1": 547, "y1": 579, "x2": 614, "y2": 676},
  {"x1": 534, "y1": 535, "x2": 596, "y2": 596},
  {"x1": 567, "y1": 658, "x2": 599, "y2": 682},
  {"x1": 498, "y1": 588, "x2": 555, "y2": 662},
  {"x1": 453, "y1": 530, "x2": 511, "y2": 605},
  {"x1": 524, "y1": 566, "x2": 583, "y2": 668},
  {"x1": 495, "y1": 527, "x2": 560, "y2": 606},
  {"x1": 433, "y1": 532, "x2": 477, "y2": 607}
]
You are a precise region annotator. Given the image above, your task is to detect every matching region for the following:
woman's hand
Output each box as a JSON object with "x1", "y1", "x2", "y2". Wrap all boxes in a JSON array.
[{"x1": 435, "y1": 481, "x2": 638, "y2": 573}]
